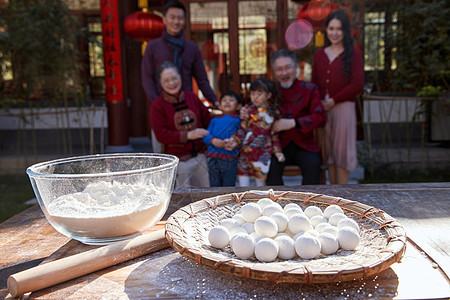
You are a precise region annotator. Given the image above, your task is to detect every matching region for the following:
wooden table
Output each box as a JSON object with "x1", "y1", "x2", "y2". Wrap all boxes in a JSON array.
[{"x1": 1, "y1": 183, "x2": 449, "y2": 299}]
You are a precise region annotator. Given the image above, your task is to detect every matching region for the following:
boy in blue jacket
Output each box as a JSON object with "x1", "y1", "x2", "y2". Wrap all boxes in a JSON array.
[{"x1": 203, "y1": 91, "x2": 242, "y2": 186}]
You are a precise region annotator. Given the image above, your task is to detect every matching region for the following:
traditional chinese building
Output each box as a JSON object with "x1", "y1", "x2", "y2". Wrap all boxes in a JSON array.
[
  {"x1": 80, "y1": 0, "x2": 373, "y2": 149},
  {"x1": 0, "y1": 0, "x2": 428, "y2": 151}
]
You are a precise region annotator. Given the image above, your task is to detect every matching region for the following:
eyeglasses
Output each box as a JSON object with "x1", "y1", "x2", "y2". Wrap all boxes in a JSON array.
[
  {"x1": 274, "y1": 64, "x2": 296, "y2": 73},
  {"x1": 161, "y1": 76, "x2": 181, "y2": 85}
]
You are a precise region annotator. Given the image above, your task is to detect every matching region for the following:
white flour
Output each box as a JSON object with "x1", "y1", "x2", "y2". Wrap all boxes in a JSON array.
[{"x1": 45, "y1": 181, "x2": 167, "y2": 238}]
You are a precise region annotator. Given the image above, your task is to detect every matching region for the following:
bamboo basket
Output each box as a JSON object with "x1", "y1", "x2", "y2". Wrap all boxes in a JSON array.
[{"x1": 165, "y1": 190, "x2": 406, "y2": 283}]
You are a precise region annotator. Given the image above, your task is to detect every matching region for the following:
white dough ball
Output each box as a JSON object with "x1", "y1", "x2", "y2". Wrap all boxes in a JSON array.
[
  {"x1": 208, "y1": 225, "x2": 231, "y2": 248},
  {"x1": 262, "y1": 203, "x2": 284, "y2": 217},
  {"x1": 270, "y1": 212, "x2": 289, "y2": 232},
  {"x1": 315, "y1": 222, "x2": 332, "y2": 233},
  {"x1": 274, "y1": 232, "x2": 290, "y2": 239},
  {"x1": 295, "y1": 234, "x2": 321, "y2": 259},
  {"x1": 328, "y1": 213, "x2": 348, "y2": 226},
  {"x1": 274, "y1": 235, "x2": 296, "y2": 260},
  {"x1": 283, "y1": 203, "x2": 302, "y2": 212},
  {"x1": 310, "y1": 215, "x2": 328, "y2": 228},
  {"x1": 318, "y1": 233, "x2": 339, "y2": 255},
  {"x1": 308, "y1": 229, "x2": 320, "y2": 237},
  {"x1": 255, "y1": 238, "x2": 279, "y2": 262},
  {"x1": 284, "y1": 207, "x2": 304, "y2": 219},
  {"x1": 242, "y1": 222, "x2": 255, "y2": 234},
  {"x1": 337, "y1": 218, "x2": 360, "y2": 233},
  {"x1": 283, "y1": 227, "x2": 296, "y2": 238},
  {"x1": 240, "y1": 203, "x2": 262, "y2": 223},
  {"x1": 230, "y1": 227, "x2": 248, "y2": 247},
  {"x1": 337, "y1": 227, "x2": 360, "y2": 250},
  {"x1": 288, "y1": 213, "x2": 311, "y2": 234},
  {"x1": 219, "y1": 218, "x2": 239, "y2": 231},
  {"x1": 231, "y1": 233, "x2": 255, "y2": 259},
  {"x1": 257, "y1": 198, "x2": 274, "y2": 209},
  {"x1": 254, "y1": 216, "x2": 278, "y2": 238},
  {"x1": 293, "y1": 231, "x2": 308, "y2": 241},
  {"x1": 232, "y1": 213, "x2": 246, "y2": 226},
  {"x1": 323, "y1": 205, "x2": 344, "y2": 219},
  {"x1": 304, "y1": 206, "x2": 323, "y2": 219},
  {"x1": 251, "y1": 232, "x2": 265, "y2": 244},
  {"x1": 230, "y1": 226, "x2": 247, "y2": 237},
  {"x1": 322, "y1": 225, "x2": 339, "y2": 237}
]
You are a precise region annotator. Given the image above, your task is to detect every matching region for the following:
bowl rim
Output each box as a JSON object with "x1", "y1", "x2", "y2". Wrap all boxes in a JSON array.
[{"x1": 26, "y1": 153, "x2": 179, "y2": 179}]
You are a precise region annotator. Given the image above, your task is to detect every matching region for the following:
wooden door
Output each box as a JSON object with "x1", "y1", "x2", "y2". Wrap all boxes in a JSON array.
[{"x1": 186, "y1": 0, "x2": 287, "y2": 104}]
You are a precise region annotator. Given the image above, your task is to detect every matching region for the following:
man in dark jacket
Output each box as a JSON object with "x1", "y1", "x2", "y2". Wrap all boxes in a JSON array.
[{"x1": 141, "y1": 0, "x2": 216, "y2": 104}]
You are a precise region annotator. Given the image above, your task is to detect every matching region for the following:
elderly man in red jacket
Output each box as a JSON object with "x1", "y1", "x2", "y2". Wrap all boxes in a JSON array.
[{"x1": 266, "y1": 49, "x2": 326, "y2": 185}]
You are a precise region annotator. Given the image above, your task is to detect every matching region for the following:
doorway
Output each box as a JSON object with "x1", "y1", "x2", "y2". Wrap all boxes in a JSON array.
[{"x1": 187, "y1": 0, "x2": 281, "y2": 104}]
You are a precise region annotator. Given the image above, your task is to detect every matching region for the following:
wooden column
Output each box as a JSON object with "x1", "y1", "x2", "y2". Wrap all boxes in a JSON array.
[
  {"x1": 228, "y1": 0, "x2": 240, "y2": 95},
  {"x1": 122, "y1": 1, "x2": 148, "y2": 138},
  {"x1": 277, "y1": 0, "x2": 288, "y2": 50}
]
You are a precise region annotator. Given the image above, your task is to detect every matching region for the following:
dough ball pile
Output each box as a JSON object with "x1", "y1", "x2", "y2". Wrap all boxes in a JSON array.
[{"x1": 207, "y1": 200, "x2": 361, "y2": 262}]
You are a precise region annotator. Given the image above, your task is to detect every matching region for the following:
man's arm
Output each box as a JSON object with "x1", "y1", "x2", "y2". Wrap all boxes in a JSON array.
[
  {"x1": 141, "y1": 43, "x2": 160, "y2": 102},
  {"x1": 191, "y1": 45, "x2": 218, "y2": 105},
  {"x1": 297, "y1": 84, "x2": 326, "y2": 131},
  {"x1": 273, "y1": 84, "x2": 326, "y2": 133}
]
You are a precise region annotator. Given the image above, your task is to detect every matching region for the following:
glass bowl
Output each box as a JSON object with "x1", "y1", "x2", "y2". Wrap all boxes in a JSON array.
[{"x1": 26, "y1": 153, "x2": 178, "y2": 245}]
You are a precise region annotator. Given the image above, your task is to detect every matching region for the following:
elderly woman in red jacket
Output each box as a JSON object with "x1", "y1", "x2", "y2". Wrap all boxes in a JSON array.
[
  {"x1": 312, "y1": 10, "x2": 364, "y2": 184},
  {"x1": 150, "y1": 61, "x2": 212, "y2": 188}
]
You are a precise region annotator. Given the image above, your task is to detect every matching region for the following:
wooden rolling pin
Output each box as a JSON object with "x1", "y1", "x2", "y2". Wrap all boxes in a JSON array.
[{"x1": 7, "y1": 229, "x2": 170, "y2": 297}]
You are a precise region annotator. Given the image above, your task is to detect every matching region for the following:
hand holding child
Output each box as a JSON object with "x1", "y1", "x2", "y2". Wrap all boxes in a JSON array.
[
  {"x1": 188, "y1": 128, "x2": 209, "y2": 140},
  {"x1": 211, "y1": 138, "x2": 225, "y2": 148},
  {"x1": 272, "y1": 118, "x2": 296, "y2": 133}
]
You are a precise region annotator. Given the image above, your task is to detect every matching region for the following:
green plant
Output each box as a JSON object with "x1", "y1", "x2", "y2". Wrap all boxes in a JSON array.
[
  {"x1": 0, "y1": 0, "x2": 88, "y2": 157},
  {"x1": 417, "y1": 85, "x2": 442, "y2": 98},
  {"x1": 0, "y1": 0, "x2": 84, "y2": 100},
  {"x1": 390, "y1": 0, "x2": 450, "y2": 92}
]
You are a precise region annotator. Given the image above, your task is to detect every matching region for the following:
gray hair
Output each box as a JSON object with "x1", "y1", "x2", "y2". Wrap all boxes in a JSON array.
[
  {"x1": 157, "y1": 61, "x2": 180, "y2": 81},
  {"x1": 270, "y1": 49, "x2": 298, "y2": 67}
]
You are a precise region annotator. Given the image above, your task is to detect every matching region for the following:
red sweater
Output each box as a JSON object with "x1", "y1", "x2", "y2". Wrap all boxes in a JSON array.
[
  {"x1": 150, "y1": 91, "x2": 212, "y2": 160},
  {"x1": 278, "y1": 79, "x2": 326, "y2": 153},
  {"x1": 311, "y1": 45, "x2": 364, "y2": 103}
]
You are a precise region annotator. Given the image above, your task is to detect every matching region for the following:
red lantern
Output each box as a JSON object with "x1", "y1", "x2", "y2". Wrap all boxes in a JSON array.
[
  {"x1": 200, "y1": 40, "x2": 219, "y2": 61},
  {"x1": 124, "y1": 9, "x2": 164, "y2": 42},
  {"x1": 297, "y1": 0, "x2": 339, "y2": 28}
]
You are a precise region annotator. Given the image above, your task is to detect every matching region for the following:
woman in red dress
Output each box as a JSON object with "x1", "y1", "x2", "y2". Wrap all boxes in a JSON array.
[{"x1": 312, "y1": 10, "x2": 364, "y2": 184}]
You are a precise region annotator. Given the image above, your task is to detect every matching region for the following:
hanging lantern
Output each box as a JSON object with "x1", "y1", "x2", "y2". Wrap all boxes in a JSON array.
[
  {"x1": 307, "y1": 0, "x2": 332, "y2": 22},
  {"x1": 297, "y1": 0, "x2": 339, "y2": 28},
  {"x1": 124, "y1": 8, "x2": 164, "y2": 42},
  {"x1": 315, "y1": 30, "x2": 324, "y2": 47}
]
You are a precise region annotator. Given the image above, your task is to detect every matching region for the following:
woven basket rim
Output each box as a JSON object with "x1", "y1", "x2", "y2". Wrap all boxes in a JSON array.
[{"x1": 165, "y1": 189, "x2": 407, "y2": 284}]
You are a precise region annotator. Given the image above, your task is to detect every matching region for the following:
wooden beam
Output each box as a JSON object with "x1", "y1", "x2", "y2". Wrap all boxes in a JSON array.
[{"x1": 228, "y1": 0, "x2": 240, "y2": 94}]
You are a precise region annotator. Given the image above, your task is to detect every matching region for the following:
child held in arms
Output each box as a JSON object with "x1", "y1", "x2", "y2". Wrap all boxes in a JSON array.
[
  {"x1": 203, "y1": 91, "x2": 242, "y2": 187},
  {"x1": 226, "y1": 78, "x2": 285, "y2": 187}
]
